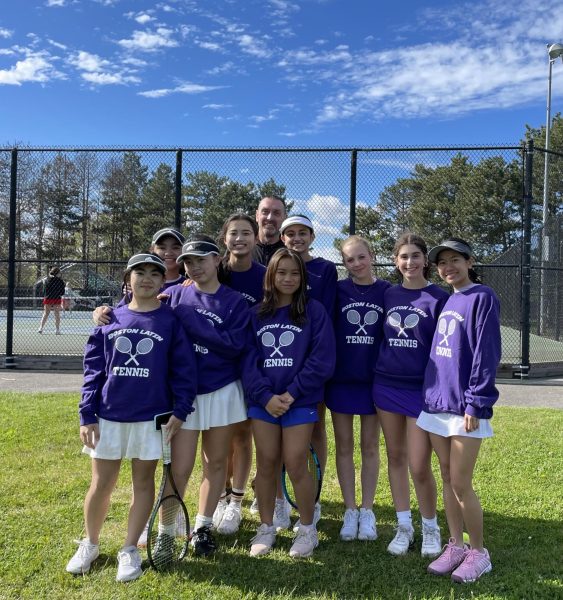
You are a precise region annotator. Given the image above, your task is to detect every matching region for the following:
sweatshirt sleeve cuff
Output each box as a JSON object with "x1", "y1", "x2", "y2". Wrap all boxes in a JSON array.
[
  {"x1": 465, "y1": 403, "x2": 486, "y2": 418},
  {"x1": 80, "y1": 414, "x2": 98, "y2": 426},
  {"x1": 287, "y1": 383, "x2": 300, "y2": 401}
]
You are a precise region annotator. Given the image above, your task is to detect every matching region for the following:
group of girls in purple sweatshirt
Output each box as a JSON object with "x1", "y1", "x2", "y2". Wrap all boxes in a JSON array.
[{"x1": 67, "y1": 213, "x2": 500, "y2": 586}]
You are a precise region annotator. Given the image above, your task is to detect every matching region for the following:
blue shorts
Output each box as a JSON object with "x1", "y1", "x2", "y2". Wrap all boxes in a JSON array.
[{"x1": 248, "y1": 405, "x2": 318, "y2": 428}]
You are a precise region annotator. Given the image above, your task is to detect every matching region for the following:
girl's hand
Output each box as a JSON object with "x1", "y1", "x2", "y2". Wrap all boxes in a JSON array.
[
  {"x1": 464, "y1": 413, "x2": 479, "y2": 432},
  {"x1": 265, "y1": 395, "x2": 289, "y2": 417},
  {"x1": 279, "y1": 392, "x2": 295, "y2": 406},
  {"x1": 181, "y1": 279, "x2": 194, "y2": 287},
  {"x1": 156, "y1": 292, "x2": 170, "y2": 301},
  {"x1": 164, "y1": 416, "x2": 183, "y2": 442},
  {"x1": 80, "y1": 424, "x2": 99, "y2": 448},
  {"x1": 92, "y1": 306, "x2": 112, "y2": 326}
]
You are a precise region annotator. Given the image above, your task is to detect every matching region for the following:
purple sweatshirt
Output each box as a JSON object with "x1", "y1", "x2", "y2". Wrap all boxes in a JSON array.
[
  {"x1": 225, "y1": 261, "x2": 266, "y2": 307},
  {"x1": 422, "y1": 284, "x2": 501, "y2": 419},
  {"x1": 79, "y1": 304, "x2": 197, "y2": 426},
  {"x1": 306, "y1": 257, "x2": 338, "y2": 317},
  {"x1": 375, "y1": 284, "x2": 450, "y2": 390},
  {"x1": 243, "y1": 299, "x2": 336, "y2": 409},
  {"x1": 332, "y1": 278, "x2": 391, "y2": 384},
  {"x1": 167, "y1": 283, "x2": 250, "y2": 394}
]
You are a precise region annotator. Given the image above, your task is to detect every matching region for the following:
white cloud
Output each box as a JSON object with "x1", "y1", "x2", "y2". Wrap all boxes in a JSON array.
[
  {"x1": 117, "y1": 28, "x2": 178, "y2": 52},
  {"x1": 238, "y1": 34, "x2": 272, "y2": 59},
  {"x1": 139, "y1": 82, "x2": 225, "y2": 98},
  {"x1": 69, "y1": 50, "x2": 109, "y2": 72},
  {"x1": 82, "y1": 71, "x2": 140, "y2": 85},
  {"x1": 47, "y1": 39, "x2": 67, "y2": 50},
  {"x1": 0, "y1": 52, "x2": 63, "y2": 85},
  {"x1": 135, "y1": 14, "x2": 155, "y2": 25},
  {"x1": 46, "y1": 0, "x2": 66, "y2": 6},
  {"x1": 0, "y1": 28, "x2": 13, "y2": 39},
  {"x1": 203, "y1": 103, "x2": 233, "y2": 109},
  {"x1": 250, "y1": 109, "x2": 279, "y2": 123},
  {"x1": 197, "y1": 41, "x2": 222, "y2": 52}
]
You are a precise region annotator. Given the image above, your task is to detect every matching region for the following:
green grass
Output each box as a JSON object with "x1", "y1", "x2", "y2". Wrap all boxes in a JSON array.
[{"x1": 0, "y1": 393, "x2": 561, "y2": 600}]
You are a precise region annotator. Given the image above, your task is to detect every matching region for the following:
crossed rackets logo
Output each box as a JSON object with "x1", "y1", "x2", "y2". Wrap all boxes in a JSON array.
[
  {"x1": 115, "y1": 336, "x2": 154, "y2": 365},
  {"x1": 346, "y1": 309, "x2": 378, "y2": 334},
  {"x1": 438, "y1": 318, "x2": 457, "y2": 346},
  {"x1": 261, "y1": 331, "x2": 295, "y2": 357},
  {"x1": 387, "y1": 312, "x2": 419, "y2": 338}
]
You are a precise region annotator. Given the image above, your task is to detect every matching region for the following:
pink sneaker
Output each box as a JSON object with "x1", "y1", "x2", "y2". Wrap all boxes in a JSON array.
[
  {"x1": 451, "y1": 548, "x2": 492, "y2": 583},
  {"x1": 427, "y1": 538, "x2": 467, "y2": 576}
]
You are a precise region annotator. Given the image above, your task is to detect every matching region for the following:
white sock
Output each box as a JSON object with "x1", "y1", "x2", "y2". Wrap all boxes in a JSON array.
[
  {"x1": 194, "y1": 513, "x2": 213, "y2": 530},
  {"x1": 158, "y1": 522, "x2": 176, "y2": 536},
  {"x1": 421, "y1": 515, "x2": 438, "y2": 529},
  {"x1": 396, "y1": 510, "x2": 412, "y2": 528}
]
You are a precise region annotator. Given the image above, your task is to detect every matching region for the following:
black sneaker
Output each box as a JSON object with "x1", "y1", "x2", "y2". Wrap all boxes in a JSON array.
[{"x1": 190, "y1": 526, "x2": 217, "y2": 557}]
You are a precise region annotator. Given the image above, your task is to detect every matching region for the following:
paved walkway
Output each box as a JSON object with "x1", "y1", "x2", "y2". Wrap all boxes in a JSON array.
[{"x1": 0, "y1": 371, "x2": 561, "y2": 409}]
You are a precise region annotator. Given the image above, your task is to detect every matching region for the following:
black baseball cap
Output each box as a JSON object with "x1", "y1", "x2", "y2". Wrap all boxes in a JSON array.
[
  {"x1": 176, "y1": 240, "x2": 220, "y2": 263},
  {"x1": 151, "y1": 227, "x2": 185, "y2": 245},
  {"x1": 126, "y1": 253, "x2": 166, "y2": 274},
  {"x1": 428, "y1": 240, "x2": 473, "y2": 264}
]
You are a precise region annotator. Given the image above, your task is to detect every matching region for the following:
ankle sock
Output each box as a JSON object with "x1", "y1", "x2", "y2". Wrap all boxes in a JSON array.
[
  {"x1": 421, "y1": 515, "x2": 438, "y2": 529},
  {"x1": 396, "y1": 510, "x2": 412, "y2": 528}
]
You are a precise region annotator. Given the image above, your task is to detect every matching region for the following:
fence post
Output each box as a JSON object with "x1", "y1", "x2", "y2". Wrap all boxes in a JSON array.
[
  {"x1": 349, "y1": 149, "x2": 357, "y2": 235},
  {"x1": 518, "y1": 140, "x2": 533, "y2": 378},
  {"x1": 5, "y1": 149, "x2": 18, "y2": 368},
  {"x1": 175, "y1": 149, "x2": 183, "y2": 230}
]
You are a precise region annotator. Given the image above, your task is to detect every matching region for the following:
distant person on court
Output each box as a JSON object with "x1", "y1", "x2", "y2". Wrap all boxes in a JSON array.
[
  {"x1": 253, "y1": 195, "x2": 287, "y2": 266},
  {"x1": 373, "y1": 233, "x2": 449, "y2": 558},
  {"x1": 38, "y1": 266, "x2": 65, "y2": 334},
  {"x1": 417, "y1": 238, "x2": 500, "y2": 584},
  {"x1": 243, "y1": 248, "x2": 335, "y2": 558},
  {"x1": 66, "y1": 253, "x2": 197, "y2": 582},
  {"x1": 326, "y1": 236, "x2": 390, "y2": 542}
]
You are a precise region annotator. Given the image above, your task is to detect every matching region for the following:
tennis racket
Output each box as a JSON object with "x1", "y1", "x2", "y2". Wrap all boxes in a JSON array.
[
  {"x1": 281, "y1": 444, "x2": 322, "y2": 510},
  {"x1": 125, "y1": 337, "x2": 154, "y2": 365},
  {"x1": 147, "y1": 412, "x2": 189, "y2": 571}
]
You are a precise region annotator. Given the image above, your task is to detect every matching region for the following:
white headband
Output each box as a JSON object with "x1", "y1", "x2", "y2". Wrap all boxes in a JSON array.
[{"x1": 280, "y1": 215, "x2": 314, "y2": 235}]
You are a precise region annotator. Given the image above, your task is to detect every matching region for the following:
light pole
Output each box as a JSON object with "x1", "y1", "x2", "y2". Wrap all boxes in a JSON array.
[
  {"x1": 540, "y1": 43, "x2": 563, "y2": 334},
  {"x1": 542, "y1": 43, "x2": 563, "y2": 227}
]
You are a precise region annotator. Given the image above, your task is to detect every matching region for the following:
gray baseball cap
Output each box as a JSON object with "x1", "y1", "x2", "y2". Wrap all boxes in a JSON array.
[
  {"x1": 126, "y1": 253, "x2": 166, "y2": 274},
  {"x1": 176, "y1": 240, "x2": 220, "y2": 263},
  {"x1": 428, "y1": 240, "x2": 473, "y2": 264}
]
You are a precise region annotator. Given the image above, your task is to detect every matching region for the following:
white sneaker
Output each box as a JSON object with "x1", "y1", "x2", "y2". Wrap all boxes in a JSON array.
[
  {"x1": 66, "y1": 539, "x2": 99, "y2": 574},
  {"x1": 421, "y1": 524, "x2": 441, "y2": 558},
  {"x1": 358, "y1": 508, "x2": 377, "y2": 541},
  {"x1": 116, "y1": 547, "x2": 142, "y2": 582},
  {"x1": 387, "y1": 524, "x2": 415, "y2": 556},
  {"x1": 250, "y1": 523, "x2": 276, "y2": 557},
  {"x1": 273, "y1": 498, "x2": 291, "y2": 531},
  {"x1": 137, "y1": 522, "x2": 149, "y2": 548},
  {"x1": 289, "y1": 526, "x2": 318, "y2": 558},
  {"x1": 212, "y1": 498, "x2": 228, "y2": 529},
  {"x1": 249, "y1": 497, "x2": 259, "y2": 515},
  {"x1": 293, "y1": 502, "x2": 321, "y2": 532},
  {"x1": 339, "y1": 508, "x2": 359, "y2": 541},
  {"x1": 217, "y1": 502, "x2": 242, "y2": 535}
]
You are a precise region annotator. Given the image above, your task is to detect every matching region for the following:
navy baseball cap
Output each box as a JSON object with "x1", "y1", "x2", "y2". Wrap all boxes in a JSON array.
[
  {"x1": 151, "y1": 227, "x2": 185, "y2": 245},
  {"x1": 428, "y1": 240, "x2": 473, "y2": 264},
  {"x1": 126, "y1": 253, "x2": 166, "y2": 274}
]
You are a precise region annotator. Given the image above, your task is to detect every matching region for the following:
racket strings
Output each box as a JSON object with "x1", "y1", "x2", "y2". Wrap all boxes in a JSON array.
[{"x1": 148, "y1": 496, "x2": 188, "y2": 570}]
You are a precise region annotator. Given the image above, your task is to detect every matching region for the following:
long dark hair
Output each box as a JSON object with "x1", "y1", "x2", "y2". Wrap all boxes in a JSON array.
[
  {"x1": 258, "y1": 248, "x2": 308, "y2": 325},
  {"x1": 218, "y1": 213, "x2": 258, "y2": 284},
  {"x1": 393, "y1": 232, "x2": 430, "y2": 281},
  {"x1": 442, "y1": 237, "x2": 482, "y2": 283}
]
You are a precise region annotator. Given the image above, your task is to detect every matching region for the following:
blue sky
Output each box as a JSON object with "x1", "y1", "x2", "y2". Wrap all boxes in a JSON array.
[{"x1": 1, "y1": 0, "x2": 562, "y2": 148}]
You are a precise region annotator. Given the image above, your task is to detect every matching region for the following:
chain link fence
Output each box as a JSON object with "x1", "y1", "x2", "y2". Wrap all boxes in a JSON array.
[{"x1": 1, "y1": 144, "x2": 562, "y2": 376}]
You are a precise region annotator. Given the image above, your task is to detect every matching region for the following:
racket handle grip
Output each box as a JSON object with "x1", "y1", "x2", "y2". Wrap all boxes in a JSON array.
[{"x1": 161, "y1": 427, "x2": 172, "y2": 464}]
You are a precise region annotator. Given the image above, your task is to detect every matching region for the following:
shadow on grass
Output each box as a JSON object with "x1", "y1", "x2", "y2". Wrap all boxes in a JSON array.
[{"x1": 127, "y1": 501, "x2": 562, "y2": 600}]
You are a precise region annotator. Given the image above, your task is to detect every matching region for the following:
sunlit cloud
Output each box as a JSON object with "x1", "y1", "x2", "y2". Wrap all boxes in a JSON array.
[
  {"x1": 138, "y1": 81, "x2": 226, "y2": 98},
  {"x1": 117, "y1": 28, "x2": 178, "y2": 52}
]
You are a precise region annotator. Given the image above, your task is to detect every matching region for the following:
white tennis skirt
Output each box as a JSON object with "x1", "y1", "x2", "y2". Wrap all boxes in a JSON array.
[
  {"x1": 416, "y1": 411, "x2": 493, "y2": 439},
  {"x1": 182, "y1": 379, "x2": 247, "y2": 431},
  {"x1": 82, "y1": 418, "x2": 162, "y2": 460}
]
